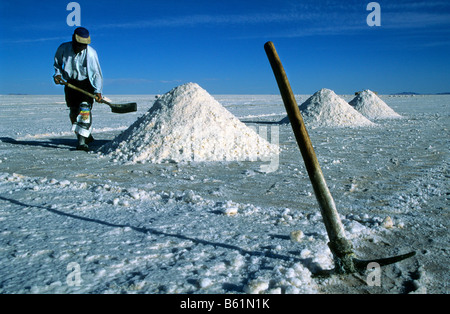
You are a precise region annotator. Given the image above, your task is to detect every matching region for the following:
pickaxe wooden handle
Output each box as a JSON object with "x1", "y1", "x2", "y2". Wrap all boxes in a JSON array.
[{"x1": 264, "y1": 41, "x2": 415, "y2": 274}]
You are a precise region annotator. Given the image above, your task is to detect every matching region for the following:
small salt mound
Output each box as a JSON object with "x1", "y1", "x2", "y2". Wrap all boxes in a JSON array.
[
  {"x1": 349, "y1": 90, "x2": 402, "y2": 119},
  {"x1": 280, "y1": 88, "x2": 375, "y2": 127},
  {"x1": 101, "y1": 83, "x2": 279, "y2": 164}
]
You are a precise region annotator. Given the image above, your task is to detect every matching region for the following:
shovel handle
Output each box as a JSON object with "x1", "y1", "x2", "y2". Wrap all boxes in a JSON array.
[
  {"x1": 60, "y1": 81, "x2": 106, "y2": 104},
  {"x1": 264, "y1": 41, "x2": 348, "y2": 245}
]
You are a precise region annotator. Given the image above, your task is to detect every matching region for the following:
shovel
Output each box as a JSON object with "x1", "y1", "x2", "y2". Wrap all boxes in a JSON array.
[
  {"x1": 264, "y1": 41, "x2": 415, "y2": 275},
  {"x1": 61, "y1": 81, "x2": 137, "y2": 113}
]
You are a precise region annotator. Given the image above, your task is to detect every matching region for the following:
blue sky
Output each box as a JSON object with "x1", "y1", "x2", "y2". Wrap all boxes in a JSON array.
[{"x1": 0, "y1": 0, "x2": 449, "y2": 95}]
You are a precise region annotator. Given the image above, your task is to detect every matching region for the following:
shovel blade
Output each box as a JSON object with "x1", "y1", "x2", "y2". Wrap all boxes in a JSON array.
[{"x1": 109, "y1": 102, "x2": 138, "y2": 114}]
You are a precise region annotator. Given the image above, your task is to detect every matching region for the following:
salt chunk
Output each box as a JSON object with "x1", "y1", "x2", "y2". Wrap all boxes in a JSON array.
[
  {"x1": 268, "y1": 287, "x2": 282, "y2": 294},
  {"x1": 222, "y1": 201, "x2": 239, "y2": 216},
  {"x1": 59, "y1": 180, "x2": 70, "y2": 187},
  {"x1": 183, "y1": 190, "x2": 202, "y2": 204},
  {"x1": 300, "y1": 249, "x2": 311, "y2": 259},
  {"x1": 230, "y1": 254, "x2": 245, "y2": 269},
  {"x1": 244, "y1": 279, "x2": 270, "y2": 294},
  {"x1": 382, "y1": 216, "x2": 394, "y2": 229},
  {"x1": 224, "y1": 207, "x2": 238, "y2": 216},
  {"x1": 290, "y1": 230, "x2": 304, "y2": 243},
  {"x1": 130, "y1": 191, "x2": 140, "y2": 200},
  {"x1": 198, "y1": 278, "x2": 213, "y2": 289}
]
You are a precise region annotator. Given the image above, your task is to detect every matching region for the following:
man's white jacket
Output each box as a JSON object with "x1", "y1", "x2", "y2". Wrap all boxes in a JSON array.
[{"x1": 54, "y1": 42, "x2": 103, "y2": 94}]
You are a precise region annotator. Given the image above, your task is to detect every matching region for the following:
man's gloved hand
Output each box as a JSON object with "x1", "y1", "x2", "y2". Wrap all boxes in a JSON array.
[
  {"x1": 53, "y1": 75, "x2": 64, "y2": 85},
  {"x1": 95, "y1": 93, "x2": 102, "y2": 102}
]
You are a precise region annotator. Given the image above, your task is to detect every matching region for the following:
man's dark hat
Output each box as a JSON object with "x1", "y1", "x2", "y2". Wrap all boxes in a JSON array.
[{"x1": 73, "y1": 27, "x2": 91, "y2": 44}]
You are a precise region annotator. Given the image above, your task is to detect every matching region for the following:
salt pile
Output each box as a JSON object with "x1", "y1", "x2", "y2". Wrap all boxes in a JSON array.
[
  {"x1": 280, "y1": 88, "x2": 375, "y2": 127},
  {"x1": 349, "y1": 90, "x2": 402, "y2": 119},
  {"x1": 101, "y1": 83, "x2": 279, "y2": 163}
]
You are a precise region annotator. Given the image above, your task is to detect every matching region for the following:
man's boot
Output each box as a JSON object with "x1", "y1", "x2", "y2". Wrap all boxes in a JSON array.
[
  {"x1": 76, "y1": 134, "x2": 89, "y2": 151},
  {"x1": 86, "y1": 134, "x2": 94, "y2": 144}
]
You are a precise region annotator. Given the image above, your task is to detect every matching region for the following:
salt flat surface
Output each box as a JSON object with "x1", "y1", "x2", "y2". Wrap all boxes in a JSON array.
[{"x1": 0, "y1": 91, "x2": 448, "y2": 294}]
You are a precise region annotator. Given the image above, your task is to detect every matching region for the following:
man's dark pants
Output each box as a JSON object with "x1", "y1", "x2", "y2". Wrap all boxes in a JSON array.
[{"x1": 65, "y1": 79, "x2": 94, "y2": 145}]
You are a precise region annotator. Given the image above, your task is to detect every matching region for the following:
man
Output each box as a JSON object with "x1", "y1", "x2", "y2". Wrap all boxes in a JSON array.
[{"x1": 53, "y1": 27, "x2": 103, "y2": 151}]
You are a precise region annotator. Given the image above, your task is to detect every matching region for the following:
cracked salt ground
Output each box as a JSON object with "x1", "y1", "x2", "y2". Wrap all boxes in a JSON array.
[
  {"x1": 0, "y1": 91, "x2": 448, "y2": 294},
  {"x1": 0, "y1": 172, "x2": 383, "y2": 294}
]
